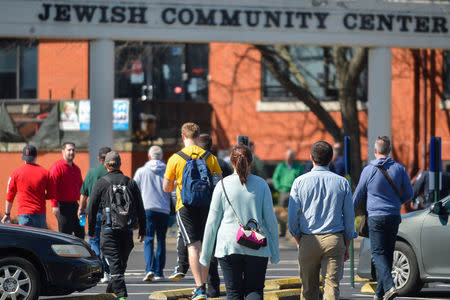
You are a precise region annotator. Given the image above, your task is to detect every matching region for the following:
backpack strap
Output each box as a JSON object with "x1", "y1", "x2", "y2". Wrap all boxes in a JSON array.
[
  {"x1": 177, "y1": 151, "x2": 191, "y2": 161},
  {"x1": 200, "y1": 151, "x2": 211, "y2": 160}
]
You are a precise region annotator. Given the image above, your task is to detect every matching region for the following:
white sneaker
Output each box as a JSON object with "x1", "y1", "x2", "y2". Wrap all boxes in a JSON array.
[
  {"x1": 143, "y1": 271, "x2": 154, "y2": 282},
  {"x1": 154, "y1": 276, "x2": 164, "y2": 281},
  {"x1": 100, "y1": 273, "x2": 110, "y2": 283}
]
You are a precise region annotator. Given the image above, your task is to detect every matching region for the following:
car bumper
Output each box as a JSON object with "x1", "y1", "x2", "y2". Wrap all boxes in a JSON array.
[{"x1": 43, "y1": 256, "x2": 103, "y2": 295}]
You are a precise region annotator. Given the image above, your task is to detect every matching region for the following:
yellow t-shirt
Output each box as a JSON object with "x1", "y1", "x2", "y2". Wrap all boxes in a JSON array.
[{"x1": 164, "y1": 145, "x2": 222, "y2": 211}]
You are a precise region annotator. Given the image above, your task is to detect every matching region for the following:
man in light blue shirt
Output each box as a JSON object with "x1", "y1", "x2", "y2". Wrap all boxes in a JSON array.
[{"x1": 288, "y1": 141, "x2": 354, "y2": 300}]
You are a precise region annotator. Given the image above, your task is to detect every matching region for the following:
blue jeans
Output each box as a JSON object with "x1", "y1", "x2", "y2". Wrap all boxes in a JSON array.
[
  {"x1": 218, "y1": 254, "x2": 268, "y2": 300},
  {"x1": 18, "y1": 214, "x2": 46, "y2": 228},
  {"x1": 144, "y1": 210, "x2": 169, "y2": 276},
  {"x1": 89, "y1": 211, "x2": 110, "y2": 274},
  {"x1": 369, "y1": 215, "x2": 401, "y2": 297}
]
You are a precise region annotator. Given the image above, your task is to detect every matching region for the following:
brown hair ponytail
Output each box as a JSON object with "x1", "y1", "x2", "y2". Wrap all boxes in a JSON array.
[{"x1": 230, "y1": 145, "x2": 253, "y2": 185}]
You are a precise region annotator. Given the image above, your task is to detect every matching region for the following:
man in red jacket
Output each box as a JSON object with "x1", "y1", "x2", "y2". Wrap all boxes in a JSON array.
[
  {"x1": 49, "y1": 142, "x2": 84, "y2": 238},
  {"x1": 2, "y1": 145, "x2": 53, "y2": 228}
]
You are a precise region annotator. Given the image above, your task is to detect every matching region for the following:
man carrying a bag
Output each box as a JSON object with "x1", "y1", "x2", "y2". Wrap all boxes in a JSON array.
[{"x1": 353, "y1": 136, "x2": 413, "y2": 300}]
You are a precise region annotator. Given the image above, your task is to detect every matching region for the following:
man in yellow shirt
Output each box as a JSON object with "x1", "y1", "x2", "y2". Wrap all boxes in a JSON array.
[{"x1": 163, "y1": 122, "x2": 222, "y2": 300}]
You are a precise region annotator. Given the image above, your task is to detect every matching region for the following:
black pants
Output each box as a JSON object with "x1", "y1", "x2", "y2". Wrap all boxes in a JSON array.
[
  {"x1": 218, "y1": 254, "x2": 268, "y2": 300},
  {"x1": 176, "y1": 229, "x2": 221, "y2": 297},
  {"x1": 101, "y1": 229, "x2": 134, "y2": 298},
  {"x1": 57, "y1": 201, "x2": 85, "y2": 239}
]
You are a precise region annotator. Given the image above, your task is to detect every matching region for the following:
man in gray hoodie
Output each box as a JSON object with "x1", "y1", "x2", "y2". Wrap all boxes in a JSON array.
[{"x1": 134, "y1": 145, "x2": 171, "y2": 281}]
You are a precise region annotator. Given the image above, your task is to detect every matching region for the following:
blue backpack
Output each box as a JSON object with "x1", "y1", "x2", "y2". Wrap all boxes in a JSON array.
[{"x1": 177, "y1": 150, "x2": 214, "y2": 207}]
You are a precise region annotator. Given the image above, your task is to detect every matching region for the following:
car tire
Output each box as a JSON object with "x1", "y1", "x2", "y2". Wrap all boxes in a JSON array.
[
  {"x1": 0, "y1": 256, "x2": 40, "y2": 300},
  {"x1": 392, "y1": 241, "x2": 423, "y2": 296}
]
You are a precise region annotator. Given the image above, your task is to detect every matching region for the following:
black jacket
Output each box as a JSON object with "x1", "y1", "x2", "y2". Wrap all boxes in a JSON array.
[
  {"x1": 413, "y1": 170, "x2": 450, "y2": 205},
  {"x1": 88, "y1": 170, "x2": 146, "y2": 237}
]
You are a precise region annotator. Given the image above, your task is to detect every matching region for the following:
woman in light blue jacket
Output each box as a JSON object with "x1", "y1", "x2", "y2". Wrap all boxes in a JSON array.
[{"x1": 200, "y1": 145, "x2": 279, "y2": 300}]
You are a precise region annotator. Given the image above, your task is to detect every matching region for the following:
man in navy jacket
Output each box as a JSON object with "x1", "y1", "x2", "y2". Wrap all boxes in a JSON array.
[{"x1": 353, "y1": 136, "x2": 413, "y2": 300}]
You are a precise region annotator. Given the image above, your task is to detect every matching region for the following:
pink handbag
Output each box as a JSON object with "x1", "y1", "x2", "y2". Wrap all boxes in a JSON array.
[{"x1": 221, "y1": 180, "x2": 267, "y2": 250}]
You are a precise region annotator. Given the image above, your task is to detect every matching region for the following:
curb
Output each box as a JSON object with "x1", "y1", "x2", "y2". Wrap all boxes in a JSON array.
[
  {"x1": 361, "y1": 282, "x2": 377, "y2": 294},
  {"x1": 264, "y1": 288, "x2": 301, "y2": 300},
  {"x1": 355, "y1": 275, "x2": 370, "y2": 282},
  {"x1": 49, "y1": 294, "x2": 116, "y2": 300},
  {"x1": 264, "y1": 278, "x2": 301, "y2": 290},
  {"x1": 149, "y1": 278, "x2": 306, "y2": 300}
]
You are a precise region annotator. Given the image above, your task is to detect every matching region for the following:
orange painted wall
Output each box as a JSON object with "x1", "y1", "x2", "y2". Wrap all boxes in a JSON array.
[
  {"x1": 38, "y1": 40, "x2": 89, "y2": 100},
  {"x1": 209, "y1": 43, "x2": 449, "y2": 173},
  {"x1": 391, "y1": 48, "x2": 450, "y2": 172},
  {"x1": 0, "y1": 151, "x2": 135, "y2": 230},
  {"x1": 209, "y1": 42, "x2": 369, "y2": 162}
]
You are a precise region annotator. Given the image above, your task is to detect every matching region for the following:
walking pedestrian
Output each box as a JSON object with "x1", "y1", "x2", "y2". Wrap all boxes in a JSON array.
[
  {"x1": 353, "y1": 136, "x2": 413, "y2": 300},
  {"x1": 288, "y1": 141, "x2": 355, "y2": 300},
  {"x1": 88, "y1": 151, "x2": 146, "y2": 300},
  {"x1": 163, "y1": 122, "x2": 222, "y2": 300},
  {"x1": 49, "y1": 142, "x2": 84, "y2": 238},
  {"x1": 134, "y1": 145, "x2": 171, "y2": 282},
  {"x1": 200, "y1": 145, "x2": 279, "y2": 300},
  {"x1": 2, "y1": 145, "x2": 53, "y2": 228},
  {"x1": 78, "y1": 146, "x2": 112, "y2": 283},
  {"x1": 272, "y1": 149, "x2": 303, "y2": 237}
]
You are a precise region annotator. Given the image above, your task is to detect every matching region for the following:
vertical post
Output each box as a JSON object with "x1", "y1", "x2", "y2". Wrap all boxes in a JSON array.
[
  {"x1": 429, "y1": 137, "x2": 442, "y2": 202},
  {"x1": 368, "y1": 48, "x2": 392, "y2": 161},
  {"x1": 89, "y1": 39, "x2": 114, "y2": 167},
  {"x1": 344, "y1": 136, "x2": 354, "y2": 288}
]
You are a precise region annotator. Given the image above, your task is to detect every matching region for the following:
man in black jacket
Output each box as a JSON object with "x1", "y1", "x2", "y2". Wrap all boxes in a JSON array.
[{"x1": 88, "y1": 151, "x2": 146, "y2": 300}]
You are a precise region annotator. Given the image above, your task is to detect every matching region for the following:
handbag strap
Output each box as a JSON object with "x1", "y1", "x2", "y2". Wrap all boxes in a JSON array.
[
  {"x1": 376, "y1": 165, "x2": 401, "y2": 198},
  {"x1": 220, "y1": 179, "x2": 243, "y2": 227}
]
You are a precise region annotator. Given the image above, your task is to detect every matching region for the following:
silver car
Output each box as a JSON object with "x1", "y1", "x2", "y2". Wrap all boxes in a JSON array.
[{"x1": 357, "y1": 195, "x2": 450, "y2": 296}]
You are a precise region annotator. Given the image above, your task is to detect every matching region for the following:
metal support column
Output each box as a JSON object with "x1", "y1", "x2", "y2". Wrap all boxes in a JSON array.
[
  {"x1": 368, "y1": 48, "x2": 392, "y2": 160},
  {"x1": 89, "y1": 39, "x2": 114, "y2": 167}
]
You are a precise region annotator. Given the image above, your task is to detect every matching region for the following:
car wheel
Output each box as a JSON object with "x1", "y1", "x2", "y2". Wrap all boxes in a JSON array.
[
  {"x1": 392, "y1": 241, "x2": 423, "y2": 296},
  {"x1": 0, "y1": 256, "x2": 40, "y2": 300}
]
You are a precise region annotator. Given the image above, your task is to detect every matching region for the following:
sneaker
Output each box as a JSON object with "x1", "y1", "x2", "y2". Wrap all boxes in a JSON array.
[
  {"x1": 374, "y1": 295, "x2": 382, "y2": 300},
  {"x1": 100, "y1": 273, "x2": 110, "y2": 283},
  {"x1": 154, "y1": 276, "x2": 164, "y2": 281},
  {"x1": 191, "y1": 285, "x2": 207, "y2": 300},
  {"x1": 143, "y1": 271, "x2": 154, "y2": 282},
  {"x1": 118, "y1": 297, "x2": 127, "y2": 300},
  {"x1": 383, "y1": 287, "x2": 398, "y2": 300},
  {"x1": 169, "y1": 271, "x2": 185, "y2": 282}
]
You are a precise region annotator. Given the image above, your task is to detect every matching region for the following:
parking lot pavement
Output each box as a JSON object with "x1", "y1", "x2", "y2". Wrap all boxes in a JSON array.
[{"x1": 40, "y1": 236, "x2": 450, "y2": 300}]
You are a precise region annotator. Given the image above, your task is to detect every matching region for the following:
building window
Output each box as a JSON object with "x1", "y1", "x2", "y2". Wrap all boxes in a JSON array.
[
  {"x1": 444, "y1": 50, "x2": 450, "y2": 100},
  {"x1": 261, "y1": 46, "x2": 367, "y2": 103},
  {"x1": 115, "y1": 42, "x2": 209, "y2": 102},
  {"x1": 0, "y1": 40, "x2": 38, "y2": 99}
]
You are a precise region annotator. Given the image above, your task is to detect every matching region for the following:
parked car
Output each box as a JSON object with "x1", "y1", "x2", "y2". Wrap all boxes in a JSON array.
[
  {"x1": 357, "y1": 195, "x2": 450, "y2": 296},
  {"x1": 0, "y1": 223, "x2": 102, "y2": 299}
]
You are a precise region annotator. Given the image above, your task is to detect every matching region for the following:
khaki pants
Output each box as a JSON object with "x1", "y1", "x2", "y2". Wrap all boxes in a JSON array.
[{"x1": 298, "y1": 233, "x2": 345, "y2": 300}]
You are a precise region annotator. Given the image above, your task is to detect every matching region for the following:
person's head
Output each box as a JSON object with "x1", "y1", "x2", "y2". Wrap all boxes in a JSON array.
[
  {"x1": 61, "y1": 142, "x2": 76, "y2": 164},
  {"x1": 148, "y1": 145, "x2": 163, "y2": 160},
  {"x1": 181, "y1": 122, "x2": 200, "y2": 146},
  {"x1": 98, "y1": 146, "x2": 112, "y2": 163},
  {"x1": 333, "y1": 142, "x2": 343, "y2": 160},
  {"x1": 22, "y1": 144, "x2": 37, "y2": 164},
  {"x1": 374, "y1": 136, "x2": 391, "y2": 158},
  {"x1": 249, "y1": 141, "x2": 255, "y2": 153},
  {"x1": 285, "y1": 149, "x2": 295, "y2": 165},
  {"x1": 310, "y1": 141, "x2": 333, "y2": 167},
  {"x1": 198, "y1": 133, "x2": 212, "y2": 151},
  {"x1": 230, "y1": 145, "x2": 253, "y2": 185},
  {"x1": 104, "y1": 151, "x2": 121, "y2": 171}
]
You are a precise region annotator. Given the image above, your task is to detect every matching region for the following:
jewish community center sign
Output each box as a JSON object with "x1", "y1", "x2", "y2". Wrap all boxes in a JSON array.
[{"x1": 0, "y1": 0, "x2": 449, "y2": 48}]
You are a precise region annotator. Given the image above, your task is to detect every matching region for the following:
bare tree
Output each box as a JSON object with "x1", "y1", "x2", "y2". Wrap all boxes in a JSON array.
[{"x1": 254, "y1": 45, "x2": 367, "y2": 184}]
